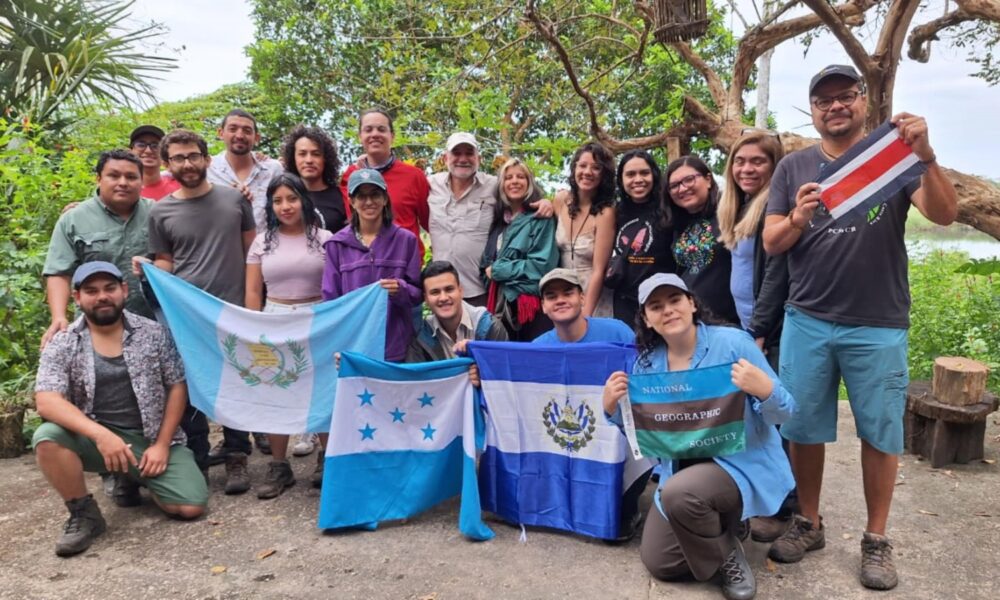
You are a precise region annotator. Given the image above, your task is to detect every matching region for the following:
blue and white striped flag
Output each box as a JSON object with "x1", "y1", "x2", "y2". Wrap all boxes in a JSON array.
[
  {"x1": 142, "y1": 265, "x2": 387, "y2": 434},
  {"x1": 318, "y1": 352, "x2": 493, "y2": 540},
  {"x1": 469, "y1": 342, "x2": 643, "y2": 540}
]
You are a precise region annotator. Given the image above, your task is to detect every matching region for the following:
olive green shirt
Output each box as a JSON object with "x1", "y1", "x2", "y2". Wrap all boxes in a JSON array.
[{"x1": 43, "y1": 196, "x2": 153, "y2": 317}]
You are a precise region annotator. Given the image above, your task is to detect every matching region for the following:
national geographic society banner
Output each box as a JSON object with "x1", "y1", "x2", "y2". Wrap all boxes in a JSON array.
[{"x1": 622, "y1": 363, "x2": 746, "y2": 460}]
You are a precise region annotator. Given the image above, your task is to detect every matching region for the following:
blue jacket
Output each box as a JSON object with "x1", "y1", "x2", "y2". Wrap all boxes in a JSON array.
[{"x1": 632, "y1": 323, "x2": 796, "y2": 520}]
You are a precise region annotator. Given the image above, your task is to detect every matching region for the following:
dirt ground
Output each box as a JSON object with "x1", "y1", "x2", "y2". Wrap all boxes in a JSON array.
[{"x1": 1, "y1": 402, "x2": 998, "y2": 600}]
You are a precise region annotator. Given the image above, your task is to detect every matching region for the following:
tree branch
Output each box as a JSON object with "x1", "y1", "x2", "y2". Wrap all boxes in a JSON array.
[
  {"x1": 671, "y1": 41, "x2": 727, "y2": 109},
  {"x1": 907, "y1": 9, "x2": 973, "y2": 62},
  {"x1": 800, "y1": 0, "x2": 876, "y2": 81}
]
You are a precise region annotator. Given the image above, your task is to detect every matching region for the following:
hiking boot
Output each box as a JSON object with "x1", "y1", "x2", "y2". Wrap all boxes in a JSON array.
[
  {"x1": 207, "y1": 440, "x2": 228, "y2": 466},
  {"x1": 860, "y1": 531, "x2": 898, "y2": 590},
  {"x1": 254, "y1": 433, "x2": 272, "y2": 455},
  {"x1": 111, "y1": 473, "x2": 142, "y2": 507},
  {"x1": 55, "y1": 495, "x2": 107, "y2": 557},
  {"x1": 751, "y1": 515, "x2": 790, "y2": 543},
  {"x1": 719, "y1": 539, "x2": 756, "y2": 600},
  {"x1": 292, "y1": 433, "x2": 317, "y2": 456},
  {"x1": 223, "y1": 452, "x2": 251, "y2": 495},
  {"x1": 311, "y1": 450, "x2": 324, "y2": 488},
  {"x1": 768, "y1": 515, "x2": 825, "y2": 563},
  {"x1": 735, "y1": 519, "x2": 750, "y2": 542},
  {"x1": 257, "y1": 461, "x2": 296, "y2": 499}
]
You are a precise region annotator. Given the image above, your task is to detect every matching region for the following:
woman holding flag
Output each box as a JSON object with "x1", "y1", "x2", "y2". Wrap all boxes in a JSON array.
[
  {"x1": 245, "y1": 173, "x2": 333, "y2": 499},
  {"x1": 602, "y1": 273, "x2": 795, "y2": 600}
]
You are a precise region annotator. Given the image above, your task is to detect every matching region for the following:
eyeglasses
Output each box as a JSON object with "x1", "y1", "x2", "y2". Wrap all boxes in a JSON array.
[
  {"x1": 352, "y1": 193, "x2": 385, "y2": 205},
  {"x1": 131, "y1": 141, "x2": 159, "y2": 151},
  {"x1": 740, "y1": 127, "x2": 779, "y2": 137},
  {"x1": 167, "y1": 152, "x2": 206, "y2": 166},
  {"x1": 667, "y1": 174, "x2": 703, "y2": 193},
  {"x1": 811, "y1": 91, "x2": 862, "y2": 112}
]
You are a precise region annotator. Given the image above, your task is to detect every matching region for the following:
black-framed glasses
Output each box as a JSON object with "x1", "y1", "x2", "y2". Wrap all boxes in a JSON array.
[
  {"x1": 131, "y1": 141, "x2": 159, "y2": 151},
  {"x1": 811, "y1": 91, "x2": 861, "y2": 111},
  {"x1": 667, "y1": 173, "x2": 703, "y2": 193},
  {"x1": 167, "y1": 152, "x2": 206, "y2": 166}
]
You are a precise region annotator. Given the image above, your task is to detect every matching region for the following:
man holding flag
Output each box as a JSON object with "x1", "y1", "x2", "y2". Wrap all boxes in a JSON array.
[{"x1": 762, "y1": 64, "x2": 958, "y2": 590}]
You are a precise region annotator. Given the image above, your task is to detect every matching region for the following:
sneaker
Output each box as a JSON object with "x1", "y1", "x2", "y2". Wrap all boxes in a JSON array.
[
  {"x1": 254, "y1": 433, "x2": 272, "y2": 455},
  {"x1": 860, "y1": 531, "x2": 898, "y2": 590},
  {"x1": 224, "y1": 452, "x2": 251, "y2": 495},
  {"x1": 55, "y1": 495, "x2": 107, "y2": 557},
  {"x1": 311, "y1": 450, "x2": 324, "y2": 488},
  {"x1": 111, "y1": 473, "x2": 142, "y2": 507},
  {"x1": 604, "y1": 510, "x2": 642, "y2": 545},
  {"x1": 719, "y1": 539, "x2": 756, "y2": 600},
  {"x1": 291, "y1": 433, "x2": 317, "y2": 457},
  {"x1": 207, "y1": 440, "x2": 228, "y2": 466},
  {"x1": 750, "y1": 515, "x2": 790, "y2": 543},
  {"x1": 768, "y1": 515, "x2": 825, "y2": 563},
  {"x1": 257, "y1": 461, "x2": 296, "y2": 499}
]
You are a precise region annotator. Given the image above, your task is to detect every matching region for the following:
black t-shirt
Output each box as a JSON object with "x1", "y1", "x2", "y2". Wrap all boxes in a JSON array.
[
  {"x1": 673, "y1": 213, "x2": 738, "y2": 325},
  {"x1": 613, "y1": 199, "x2": 676, "y2": 302},
  {"x1": 766, "y1": 145, "x2": 916, "y2": 328},
  {"x1": 311, "y1": 186, "x2": 348, "y2": 233}
]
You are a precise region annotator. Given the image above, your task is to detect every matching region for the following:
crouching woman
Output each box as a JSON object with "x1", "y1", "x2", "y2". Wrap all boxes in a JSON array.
[{"x1": 602, "y1": 273, "x2": 795, "y2": 600}]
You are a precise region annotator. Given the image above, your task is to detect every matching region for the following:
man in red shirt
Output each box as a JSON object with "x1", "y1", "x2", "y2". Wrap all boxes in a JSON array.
[
  {"x1": 128, "y1": 125, "x2": 180, "y2": 201},
  {"x1": 339, "y1": 108, "x2": 430, "y2": 256}
]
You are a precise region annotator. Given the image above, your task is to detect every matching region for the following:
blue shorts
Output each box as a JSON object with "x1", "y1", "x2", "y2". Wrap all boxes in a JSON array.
[{"x1": 778, "y1": 306, "x2": 908, "y2": 454}]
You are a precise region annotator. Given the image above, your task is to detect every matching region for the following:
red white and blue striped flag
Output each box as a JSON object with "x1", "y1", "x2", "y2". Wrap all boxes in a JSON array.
[{"x1": 816, "y1": 121, "x2": 927, "y2": 223}]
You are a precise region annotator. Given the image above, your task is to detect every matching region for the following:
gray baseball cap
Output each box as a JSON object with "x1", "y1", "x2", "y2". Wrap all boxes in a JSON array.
[
  {"x1": 809, "y1": 64, "x2": 862, "y2": 96},
  {"x1": 72, "y1": 261, "x2": 124, "y2": 289},
  {"x1": 347, "y1": 168, "x2": 388, "y2": 195},
  {"x1": 539, "y1": 268, "x2": 583, "y2": 293},
  {"x1": 638, "y1": 273, "x2": 689, "y2": 304}
]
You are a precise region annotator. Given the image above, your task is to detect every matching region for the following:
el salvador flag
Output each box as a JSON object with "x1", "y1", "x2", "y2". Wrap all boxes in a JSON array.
[
  {"x1": 142, "y1": 265, "x2": 387, "y2": 434},
  {"x1": 469, "y1": 341, "x2": 640, "y2": 540},
  {"x1": 318, "y1": 352, "x2": 493, "y2": 541}
]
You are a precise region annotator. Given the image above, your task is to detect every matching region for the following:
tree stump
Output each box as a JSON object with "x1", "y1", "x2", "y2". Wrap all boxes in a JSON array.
[
  {"x1": 932, "y1": 356, "x2": 989, "y2": 406},
  {"x1": 0, "y1": 407, "x2": 25, "y2": 458},
  {"x1": 904, "y1": 381, "x2": 998, "y2": 468}
]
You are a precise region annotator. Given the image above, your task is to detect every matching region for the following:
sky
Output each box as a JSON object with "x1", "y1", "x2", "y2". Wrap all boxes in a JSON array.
[{"x1": 129, "y1": 0, "x2": 1000, "y2": 178}]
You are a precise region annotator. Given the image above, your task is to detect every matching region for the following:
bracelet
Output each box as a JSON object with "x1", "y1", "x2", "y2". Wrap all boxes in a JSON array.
[
  {"x1": 921, "y1": 154, "x2": 937, "y2": 165},
  {"x1": 787, "y1": 213, "x2": 804, "y2": 231}
]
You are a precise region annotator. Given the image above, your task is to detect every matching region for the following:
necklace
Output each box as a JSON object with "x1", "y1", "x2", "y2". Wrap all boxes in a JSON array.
[
  {"x1": 568, "y1": 210, "x2": 592, "y2": 262},
  {"x1": 819, "y1": 143, "x2": 841, "y2": 161}
]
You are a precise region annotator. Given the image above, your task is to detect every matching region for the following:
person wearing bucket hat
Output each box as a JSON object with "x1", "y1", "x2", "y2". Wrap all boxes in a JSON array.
[
  {"x1": 32, "y1": 261, "x2": 207, "y2": 557},
  {"x1": 761, "y1": 63, "x2": 958, "y2": 590},
  {"x1": 601, "y1": 273, "x2": 795, "y2": 600},
  {"x1": 128, "y1": 125, "x2": 180, "y2": 200}
]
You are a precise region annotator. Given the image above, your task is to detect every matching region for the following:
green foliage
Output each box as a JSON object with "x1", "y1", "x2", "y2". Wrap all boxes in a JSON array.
[
  {"x1": 0, "y1": 0, "x2": 175, "y2": 128},
  {"x1": 909, "y1": 251, "x2": 1000, "y2": 393}
]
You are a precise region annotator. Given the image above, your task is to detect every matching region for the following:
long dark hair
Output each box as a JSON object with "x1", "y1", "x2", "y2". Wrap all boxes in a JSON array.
[
  {"x1": 263, "y1": 173, "x2": 322, "y2": 253},
  {"x1": 281, "y1": 125, "x2": 341, "y2": 187},
  {"x1": 615, "y1": 150, "x2": 669, "y2": 228},
  {"x1": 567, "y1": 142, "x2": 616, "y2": 218},
  {"x1": 663, "y1": 155, "x2": 719, "y2": 227},
  {"x1": 349, "y1": 186, "x2": 394, "y2": 231}
]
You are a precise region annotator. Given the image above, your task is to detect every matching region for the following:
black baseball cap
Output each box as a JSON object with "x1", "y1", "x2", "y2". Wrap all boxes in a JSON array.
[
  {"x1": 129, "y1": 125, "x2": 165, "y2": 145},
  {"x1": 809, "y1": 64, "x2": 862, "y2": 96}
]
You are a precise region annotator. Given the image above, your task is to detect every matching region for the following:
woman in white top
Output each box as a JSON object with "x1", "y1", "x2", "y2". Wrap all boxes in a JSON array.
[
  {"x1": 553, "y1": 142, "x2": 616, "y2": 317},
  {"x1": 245, "y1": 173, "x2": 333, "y2": 499}
]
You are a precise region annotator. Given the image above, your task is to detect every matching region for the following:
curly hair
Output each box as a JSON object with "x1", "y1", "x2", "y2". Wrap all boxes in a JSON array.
[
  {"x1": 567, "y1": 142, "x2": 616, "y2": 218},
  {"x1": 262, "y1": 173, "x2": 323, "y2": 254},
  {"x1": 281, "y1": 125, "x2": 341, "y2": 188}
]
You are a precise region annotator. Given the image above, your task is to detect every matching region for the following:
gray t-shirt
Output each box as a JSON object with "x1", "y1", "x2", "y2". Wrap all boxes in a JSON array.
[
  {"x1": 148, "y1": 185, "x2": 255, "y2": 305},
  {"x1": 91, "y1": 351, "x2": 143, "y2": 431},
  {"x1": 766, "y1": 145, "x2": 918, "y2": 329}
]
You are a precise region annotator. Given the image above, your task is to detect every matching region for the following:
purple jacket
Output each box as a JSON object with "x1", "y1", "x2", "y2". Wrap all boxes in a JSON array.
[{"x1": 322, "y1": 223, "x2": 422, "y2": 361}]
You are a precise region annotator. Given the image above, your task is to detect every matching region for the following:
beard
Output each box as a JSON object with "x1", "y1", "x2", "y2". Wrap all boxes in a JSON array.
[
  {"x1": 175, "y1": 166, "x2": 208, "y2": 189},
  {"x1": 83, "y1": 300, "x2": 124, "y2": 326}
]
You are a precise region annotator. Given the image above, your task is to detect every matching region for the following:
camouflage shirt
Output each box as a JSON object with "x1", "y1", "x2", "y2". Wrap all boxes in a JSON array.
[{"x1": 35, "y1": 310, "x2": 187, "y2": 444}]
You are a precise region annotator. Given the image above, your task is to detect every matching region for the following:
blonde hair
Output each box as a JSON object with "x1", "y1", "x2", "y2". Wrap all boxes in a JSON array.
[
  {"x1": 718, "y1": 133, "x2": 784, "y2": 250},
  {"x1": 497, "y1": 157, "x2": 543, "y2": 206}
]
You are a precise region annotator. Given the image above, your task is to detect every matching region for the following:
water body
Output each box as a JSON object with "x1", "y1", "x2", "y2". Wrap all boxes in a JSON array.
[{"x1": 907, "y1": 236, "x2": 1000, "y2": 260}]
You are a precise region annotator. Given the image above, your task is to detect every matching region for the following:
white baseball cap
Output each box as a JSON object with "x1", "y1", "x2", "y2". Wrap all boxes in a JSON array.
[
  {"x1": 638, "y1": 273, "x2": 690, "y2": 304},
  {"x1": 445, "y1": 132, "x2": 478, "y2": 152}
]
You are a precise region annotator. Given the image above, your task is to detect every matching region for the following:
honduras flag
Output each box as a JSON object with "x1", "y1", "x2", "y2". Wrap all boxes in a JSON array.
[
  {"x1": 318, "y1": 352, "x2": 493, "y2": 540},
  {"x1": 142, "y1": 265, "x2": 387, "y2": 434},
  {"x1": 469, "y1": 342, "x2": 639, "y2": 540}
]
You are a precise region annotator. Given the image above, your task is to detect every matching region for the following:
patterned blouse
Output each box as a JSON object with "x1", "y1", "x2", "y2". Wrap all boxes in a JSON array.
[{"x1": 35, "y1": 311, "x2": 187, "y2": 444}]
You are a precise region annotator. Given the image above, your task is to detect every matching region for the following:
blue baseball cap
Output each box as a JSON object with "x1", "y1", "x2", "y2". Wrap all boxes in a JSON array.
[
  {"x1": 638, "y1": 273, "x2": 690, "y2": 305},
  {"x1": 347, "y1": 168, "x2": 388, "y2": 195},
  {"x1": 72, "y1": 261, "x2": 124, "y2": 289}
]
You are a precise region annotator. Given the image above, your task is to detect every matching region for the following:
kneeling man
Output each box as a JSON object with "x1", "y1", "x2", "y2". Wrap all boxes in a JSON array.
[{"x1": 33, "y1": 262, "x2": 207, "y2": 557}]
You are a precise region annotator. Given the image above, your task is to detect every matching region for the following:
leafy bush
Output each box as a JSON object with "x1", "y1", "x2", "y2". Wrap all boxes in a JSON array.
[{"x1": 909, "y1": 250, "x2": 1000, "y2": 393}]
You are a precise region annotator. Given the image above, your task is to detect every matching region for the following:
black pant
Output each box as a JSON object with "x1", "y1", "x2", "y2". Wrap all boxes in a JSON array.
[{"x1": 181, "y1": 403, "x2": 210, "y2": 472}]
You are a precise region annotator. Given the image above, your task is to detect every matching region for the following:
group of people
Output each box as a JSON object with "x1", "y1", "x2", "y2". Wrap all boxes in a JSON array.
[{"x1": 31, "y1": 63, "x2": 958, "y2": 599}]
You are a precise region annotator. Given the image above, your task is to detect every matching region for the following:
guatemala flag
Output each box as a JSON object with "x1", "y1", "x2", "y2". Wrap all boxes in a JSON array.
[
  {"x1": 318, "y1": 352, "x2": 493, "y2": 540},
  {"x1": 469, "y1": 341, "x2": 641, "y2": 540},
  {"x1": 142, "y1": 265, "x2": 387, "y2": 434}
]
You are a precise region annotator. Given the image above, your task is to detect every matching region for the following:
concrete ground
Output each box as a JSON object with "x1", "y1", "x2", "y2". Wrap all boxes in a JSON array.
[{"x1": 1, "y1": 402, "x2": 998, "y2": 600}]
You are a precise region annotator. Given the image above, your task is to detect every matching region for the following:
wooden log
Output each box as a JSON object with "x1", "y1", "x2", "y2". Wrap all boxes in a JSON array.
[
  {"x1": 932, "y1": 356, "x2": 989, "y2": 406},
  {"x1": 904, "y1": 381, "x2": 999, "y2": 467}
]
